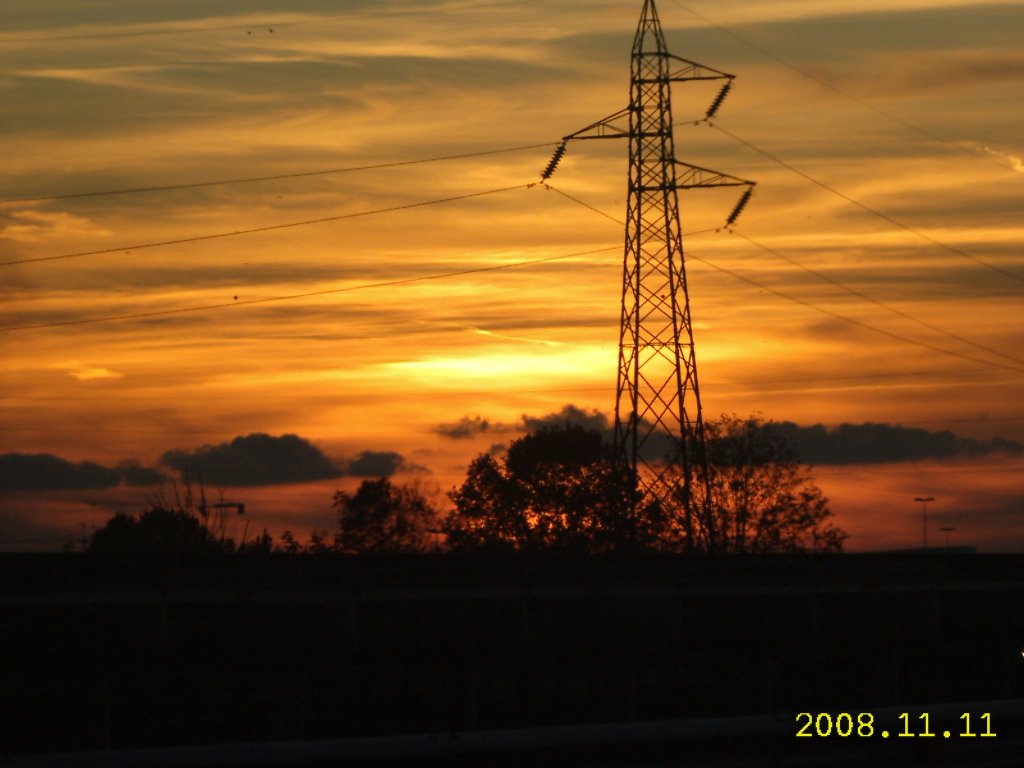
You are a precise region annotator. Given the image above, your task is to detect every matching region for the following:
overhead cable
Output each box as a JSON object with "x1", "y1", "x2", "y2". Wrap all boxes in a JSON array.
[
  {"x1": 0, "y1": 214, "x2": 720, "y2": 332},
  {"x1": 711, "y1": 122, "x2": 1024, "y2": 284},
  {"x1": 686, "y1": 251, "x2": 1024, "y2": 373},
  {"x1": 0, "y1": 142, "x2": 556, "y2": 205},
  {"x1": 0, "y1": 245, "x2": 620, "y2": 333},
  {"x1": 544, "y1": 184, "x2": 1024, "y2": 375},
  {"x1": 668, "y1": 0, "x2": 1020, "y2": 174},
  {"x1": 729, "y1": 230, "x2": 1024, "y2": 367},
  {"x1": 1, "y1": 183, "x2": 535, "y2": 267}
]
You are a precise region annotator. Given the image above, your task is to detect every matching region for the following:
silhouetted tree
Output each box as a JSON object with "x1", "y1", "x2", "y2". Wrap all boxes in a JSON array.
[
  {"x1": 676, "y1": 414, "x2": 847, "y2": 553},
  {"x1": 445, "y1": 424, "x2": 659, "y2": 552},
  {"x1": 278, "y1": 530, "x2": 303, "y2": 554},
  {"x1": 89, "y1": 507, "x2": 226, "y2": 556},
  {"x1": 308, "y1": 528, "x2": 336, "y2": 554},
  {"x1": 237, "y1": 528, "x2": 274, "y2": 554},
  {"x1": 332, "y1": 478, "x2": 442, "y2": 553}
]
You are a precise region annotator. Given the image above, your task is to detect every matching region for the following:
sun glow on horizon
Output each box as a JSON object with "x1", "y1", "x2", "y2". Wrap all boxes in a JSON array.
[
  {"x1": 1, "y1": 0, "x2": 1022, "y2": 551},
  {"x1": 384, "y1": 345, "x2": 615, "y2": 386}
]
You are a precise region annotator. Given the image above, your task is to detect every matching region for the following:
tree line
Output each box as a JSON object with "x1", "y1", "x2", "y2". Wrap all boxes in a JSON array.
[{"x1": 89, "y1": 414, "x2": 847, "y2": 556}]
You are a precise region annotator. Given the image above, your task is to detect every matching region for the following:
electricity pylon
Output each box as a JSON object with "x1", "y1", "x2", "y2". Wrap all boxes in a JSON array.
[{"x1": 541, "y1": 0, "x2": 754, "y2": 547}]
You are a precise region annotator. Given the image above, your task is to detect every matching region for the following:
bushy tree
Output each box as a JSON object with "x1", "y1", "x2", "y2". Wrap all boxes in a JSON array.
[
  {"x1": 445, "y1": 416, "x2": 845, "y2": 555},
  {"x1": 332, "y1": 478, "x2": 441, "y2": 553},
  {"x1": 444, "y1": 425, "x2": 658, "y2": 552},
  {"x1": 89, "y1": 507, "x2": 226, "y2": 556},
  {"x1": 237, "y1": 528, "x2": 274, "y2": 554},
  {"x1": 677, "y1": 414, "x2": 847, "y2": 553}
]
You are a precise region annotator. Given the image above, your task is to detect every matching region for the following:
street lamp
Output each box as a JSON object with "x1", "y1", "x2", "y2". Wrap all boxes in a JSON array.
[
  {"x1": 939, "y1": 526, "x2": 956, "y2": 548},
  {"x1": 914, "y1": 497, "x2": 935, "y2": 550}
]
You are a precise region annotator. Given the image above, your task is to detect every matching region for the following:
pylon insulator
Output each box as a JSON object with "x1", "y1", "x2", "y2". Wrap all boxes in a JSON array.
[
  {"x1": 705, "y1": 80, "x2": 732, "y2": 119},
  {"x1": 726, "y1": 186, "x2": 753, "y2": 226},
  {"x1": 541, "y1": 142, "x2": 568, "y2": 180}
]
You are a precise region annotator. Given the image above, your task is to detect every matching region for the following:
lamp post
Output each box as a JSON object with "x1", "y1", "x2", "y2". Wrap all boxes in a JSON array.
[
  {"x1": 939, "y1": 526, "x2": 956, "y2": 548},
  {"x1": 914, "y1": 496, "x2": 935, "y2": 550}
]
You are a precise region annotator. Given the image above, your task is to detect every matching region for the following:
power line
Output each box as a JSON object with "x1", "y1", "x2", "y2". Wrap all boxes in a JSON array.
[
  {"x1": 1, "y1": 183, "x2": 535, "y2": 267},
  {"x1": 0, "y1": 245, "x2": 620, "y2": 333},
  {"x1": 729, "y1": 230, "x2": 1024, "y2": 367},
  {"x1": 548, "y1": 180, "x2": 1020, "y2": 368},
  {"x1": 0, "y1": 216, "x2": 715, "y2": 332},
  {"x1": 687, "y1": 250, "x2": 1024, "y2": 374},
  {"x1": 542, "y1": 185, "x2": 623, "y2": 225},
  {"x1": 6, "y1": 179, "x2": 1020, "y2": 378},
  {"x1": 547, "y1": 184, "x2": 1024, "y2": 369},
  {"x1": 0, "y1": 142, "x2": 556, "y2": 205},
  {"x1": 543, "y1": 185, "x2": 1024, "y2": 375},
  {"x1": 667, "y1": 0, "x2": 1020, "y2": 174},
  {"x1": 710, "y1": 122, "x2": 1024, "y2": 284}
]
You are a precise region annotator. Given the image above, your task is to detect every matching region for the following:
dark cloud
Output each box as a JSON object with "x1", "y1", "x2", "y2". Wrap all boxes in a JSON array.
[
  {"x1": 434, "y1": 415, "x2": 498, "y2": 439},
  {"x1": 521, "y1": 404, "x2": 679, "y2": 461},
  {"x1": 2, "y1": 435, "x2": 415, "y2": 493},
  {"x1": 774, "y1": 422, "x2": 1023, "y2": 465},
  {"x1": 116, "y1": 461, "x2": 167, "y2": 487},
  {"x1": 439, "y1": 404, "x2": 1023, "y2": 468},
  {"x1": 521, "y1": 404, "x2": 611, "y2": 434},
  {"x1": 344, "y1": 450, "x2": 405, "y2": 478},
  {"x1": 0, "y1": 453, "x2": 120, "y2": 491},
  {"x1": 437, "y1": 404, "x2": 686, "y2": 458},
  {"x1": 0, "y1": 454, "x2": 164, "y2": 491},
  {"x1": 438, "y1": 404, "x2": 681, "y2": 463},
  {"x1": 436, "y1": 405, "x2": 613, "y2": 442},
  {"x1": 527, "y1": 408, "x2": 1024, "y2": 466},
  {"x1": 161, "y1": 433, "x2": 343, "y2": 486}
]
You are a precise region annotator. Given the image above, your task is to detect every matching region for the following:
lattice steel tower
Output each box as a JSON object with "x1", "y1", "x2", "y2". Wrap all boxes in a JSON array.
[{"x1": 542, "y1": 0, "x2": 753, "y2": 535}]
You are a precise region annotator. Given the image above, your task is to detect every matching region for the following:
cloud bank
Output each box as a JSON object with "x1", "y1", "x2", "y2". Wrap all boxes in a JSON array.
[
  {"x1": 343, "y1": 450, "x2": 407, "y2": 477},
  {"x1": 775, "y1": 422, "x2": 1023, "y2": 465},
  {"x1": 437, "y1": 405, "x2": 1024, "y2": 466},
  {"x1": 436, "y1": 404, "x2": 613, "y2": 440},
  {"x1": 434, "y1": 415, "x2": 500, "y2": 439},
  {"x1": 0, "y1": 454, "x2": 164, "y2": 491},
  {"x1": 1, "y1": 434, "x2": 419, "y2": 492},
  {"x1": 160, "y1": 433, "x2": 343, "y2": 486}
]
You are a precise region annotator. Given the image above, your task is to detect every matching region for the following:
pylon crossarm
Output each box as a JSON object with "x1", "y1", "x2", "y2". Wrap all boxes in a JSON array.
[
  {"x1": 672, "y1": 160, "x2": 754, "y2": 189},
  {"x1": 539, "y1": 106, "x2": 632, "y2": 179},
  {"x1": 671, "y1": 161, "x2": 756, "y2": 226},
  {"x1": 562, "y1": 107, "x2": 632, "y2": 141},
  {"x1": 665, "y1": 54, "x2": 734, "y2": 82}
]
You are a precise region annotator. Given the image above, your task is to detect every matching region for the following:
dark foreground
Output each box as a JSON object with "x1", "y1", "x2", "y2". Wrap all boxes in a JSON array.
[{"x1": 3, "y1": 552, "x2": 1023, "y2": 765}]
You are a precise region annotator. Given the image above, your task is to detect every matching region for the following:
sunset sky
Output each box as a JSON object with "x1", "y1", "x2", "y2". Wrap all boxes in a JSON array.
[{"x1": 2, "y1": 0, "x2": 1022, "y2": 552}]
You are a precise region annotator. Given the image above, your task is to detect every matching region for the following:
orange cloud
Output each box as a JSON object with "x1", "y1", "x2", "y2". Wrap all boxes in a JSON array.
[
  {"x1": 1, "y1": 0, "x2": 1022, "y2": 551},
  {"x1": 1, "y1": 211, "x2": 110, "y2": 243}
]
